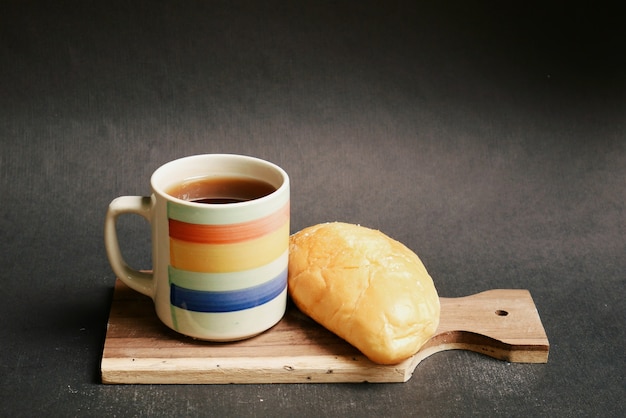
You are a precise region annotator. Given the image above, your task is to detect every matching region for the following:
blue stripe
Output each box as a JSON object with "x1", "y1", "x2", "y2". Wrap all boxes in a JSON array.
[{"x1": 170, "y1": 269, "x2": 287, "y2": 313}]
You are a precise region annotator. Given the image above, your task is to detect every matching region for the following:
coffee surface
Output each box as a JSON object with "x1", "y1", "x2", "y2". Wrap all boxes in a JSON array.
[{"x1": 167, "y1": 176, "x2": 276, "y2": 204}]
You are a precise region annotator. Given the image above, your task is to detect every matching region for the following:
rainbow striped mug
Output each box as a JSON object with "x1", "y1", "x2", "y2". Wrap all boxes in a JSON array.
[{"x1": 104, "y1": 154, "x2": 290, "y2": 341}]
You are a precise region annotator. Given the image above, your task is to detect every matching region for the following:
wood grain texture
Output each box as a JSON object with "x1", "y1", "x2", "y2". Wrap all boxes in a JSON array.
[{"x1": 101, "y1": 280, "x2": 549, "y2": 384}]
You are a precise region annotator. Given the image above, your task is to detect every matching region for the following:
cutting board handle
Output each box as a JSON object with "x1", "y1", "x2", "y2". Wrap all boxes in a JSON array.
[{"x1": 410, "y1": 289, "x2": 550, "y2": 371}]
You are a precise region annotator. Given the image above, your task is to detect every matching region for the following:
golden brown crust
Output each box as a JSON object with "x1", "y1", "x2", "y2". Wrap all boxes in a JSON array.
[{"x1": 288, "y1": 222, "x2": 440, "y2": 364}]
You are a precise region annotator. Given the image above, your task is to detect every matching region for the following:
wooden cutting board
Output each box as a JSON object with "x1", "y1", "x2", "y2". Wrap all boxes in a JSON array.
[{"x1": 101, "y1": 279, "x2": 549, "y2": 384}]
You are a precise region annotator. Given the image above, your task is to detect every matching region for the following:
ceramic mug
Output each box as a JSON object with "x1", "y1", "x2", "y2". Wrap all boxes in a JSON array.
[{"x1": 104, "y1": 154, "x2": 290, "y2": 341}]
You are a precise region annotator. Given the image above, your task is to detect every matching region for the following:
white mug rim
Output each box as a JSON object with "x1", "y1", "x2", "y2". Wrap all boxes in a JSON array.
[{"x1": 150, "y1": 154, "x2": 289, "y2": 210}]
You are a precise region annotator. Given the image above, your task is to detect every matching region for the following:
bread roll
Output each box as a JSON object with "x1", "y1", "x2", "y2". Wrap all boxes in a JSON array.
[{"x1": 288, "y1": 222, "x2": 440, "y2": 364}]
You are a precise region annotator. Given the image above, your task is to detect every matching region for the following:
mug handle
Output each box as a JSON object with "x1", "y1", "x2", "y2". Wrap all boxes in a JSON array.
[{"x1": 104, "y1": 196, "x2": 154, "y2": 297}]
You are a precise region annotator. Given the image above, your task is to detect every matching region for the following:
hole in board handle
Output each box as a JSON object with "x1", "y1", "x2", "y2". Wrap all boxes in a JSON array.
[{"x1": 495, "y1": 310, "x2": 509, "y2": 316}]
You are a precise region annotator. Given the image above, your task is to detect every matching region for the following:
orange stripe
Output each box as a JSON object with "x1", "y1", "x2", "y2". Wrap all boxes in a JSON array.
[
  {"x1": 169, "y1": 223, "x2": 289, "y2": 273},
  {"x1": 168, "y1": 202, "x2": 289, "y2": 244}
]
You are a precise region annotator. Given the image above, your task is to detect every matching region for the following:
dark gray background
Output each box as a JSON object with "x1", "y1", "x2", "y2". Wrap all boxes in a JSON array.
[{"x1": 1, "y1": 1, "x2": 624, "y2": 417}]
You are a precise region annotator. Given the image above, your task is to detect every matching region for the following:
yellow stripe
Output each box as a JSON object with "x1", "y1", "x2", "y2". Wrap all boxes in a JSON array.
[{"x1": 169, "y1": 222, "x2": 289, "y2": 273}]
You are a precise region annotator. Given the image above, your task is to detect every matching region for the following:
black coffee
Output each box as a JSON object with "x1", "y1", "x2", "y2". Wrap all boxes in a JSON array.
[{"x1": 167, "y1": 176, "x2": 276, "y2": 204}]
